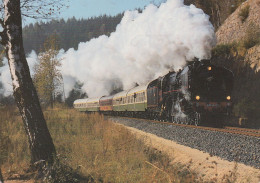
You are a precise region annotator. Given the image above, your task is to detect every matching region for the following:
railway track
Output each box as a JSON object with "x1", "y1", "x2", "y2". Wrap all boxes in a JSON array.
[
  {"x1": 109, "y1": 115, "x2": 260, "y2": 168},
  {"x1": 113, "y1": 116, "x2": 260, "y2": 138},
  {"x1": 223, "y1": 126, "x2": 260, "y2": 137}
]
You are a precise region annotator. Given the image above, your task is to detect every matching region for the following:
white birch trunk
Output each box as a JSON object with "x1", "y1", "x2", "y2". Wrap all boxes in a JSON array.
[{"x1": 2, "y1": 0, "x2": 56, "y2": 166}]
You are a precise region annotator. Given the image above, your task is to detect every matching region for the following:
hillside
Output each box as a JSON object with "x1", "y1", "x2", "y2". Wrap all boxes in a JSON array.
[
  {"x1": 216, "y1": 0, "x2": 260, "y2": 70},
  {"x1": 211, "y1": 0, "x2": 260, "y2": 127},
  {"x1": 216, "y1": 0, "x2": 260, "y2": 44}
]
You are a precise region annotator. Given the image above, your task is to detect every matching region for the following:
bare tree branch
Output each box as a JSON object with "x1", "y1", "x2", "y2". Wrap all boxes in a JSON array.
[
  {"x1": 20, "y1": 0, "x2": 69, "y2": 20},
  {"x1": 0, "y1": 0, "x2": 69, "y2": 20}
]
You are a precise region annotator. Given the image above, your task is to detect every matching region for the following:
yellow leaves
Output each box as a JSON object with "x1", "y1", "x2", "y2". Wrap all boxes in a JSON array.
[{"x1": 33, "y1": 35, "x2": 63, "y2": 106}]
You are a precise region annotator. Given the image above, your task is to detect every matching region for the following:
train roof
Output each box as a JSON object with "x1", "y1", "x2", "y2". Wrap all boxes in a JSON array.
[
  {"x1": 127, "y1": 84, "x2": 149, "y2": 95},
  {"x1": 73, "y1": 98, "x2": 89, "y2": 104},
  {"x1": 113, "y1": 90, "x2": 130, "y2": 99},
  {"x1": 86, "y1": 97, "x2": 102, "y2": 103},
  {"x1": 100, "y1": 95, "x2": 114, "y2": 101}
]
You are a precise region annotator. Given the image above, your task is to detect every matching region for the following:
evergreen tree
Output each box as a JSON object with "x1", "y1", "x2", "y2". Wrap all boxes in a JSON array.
[{"x1": 22, "y1": 14, "x2": 123, "y2": 53}]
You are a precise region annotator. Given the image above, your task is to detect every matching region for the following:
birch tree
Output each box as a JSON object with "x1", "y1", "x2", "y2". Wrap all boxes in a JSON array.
[{"x1": 0, "y1": 0, "x2": 67, "y2": 171}]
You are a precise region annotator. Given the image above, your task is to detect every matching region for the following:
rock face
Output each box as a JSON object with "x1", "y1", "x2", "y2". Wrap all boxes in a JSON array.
[
  {"x1": 245, "y1": 45, "x2": 260, "y2": 70},
  {"x1": 216, "y1": 0, "x2": 260, "y2": 44},
  {"x1": 216, "y1": 0, "x2": 260, "y2": 70}
]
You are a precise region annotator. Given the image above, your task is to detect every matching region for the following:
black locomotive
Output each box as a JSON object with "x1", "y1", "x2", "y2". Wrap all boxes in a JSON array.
[{"x1": 147, "y1": 59, "x2": 234, "y2": 126}]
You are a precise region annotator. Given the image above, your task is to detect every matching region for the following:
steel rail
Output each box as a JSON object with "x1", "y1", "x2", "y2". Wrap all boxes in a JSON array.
[{"x1": 111, "y1": 116, "x2": 260, "y2": 138}]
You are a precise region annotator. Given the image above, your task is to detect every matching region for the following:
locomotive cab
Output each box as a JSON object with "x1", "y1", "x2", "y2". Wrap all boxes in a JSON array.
[{"x1": 190, "y1": 61, "x2": 233, "y2": 115}]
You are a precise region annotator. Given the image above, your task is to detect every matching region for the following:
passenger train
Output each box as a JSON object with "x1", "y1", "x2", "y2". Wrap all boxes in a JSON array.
[{"x1": 74, "y1": 60, "x2": 234, "y2": 126}]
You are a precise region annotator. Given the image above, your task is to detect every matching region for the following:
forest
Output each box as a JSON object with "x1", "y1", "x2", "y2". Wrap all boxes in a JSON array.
[{"x1": 22, "y1": 14, "x2": 123, "y2": 54}]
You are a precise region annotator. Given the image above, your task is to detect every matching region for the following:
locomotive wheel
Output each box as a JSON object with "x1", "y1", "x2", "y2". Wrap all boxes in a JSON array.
[
  {"x1": 183, "y1": 116, "x2": 189, "y2": 125},
  {"x1": 188, "y1": 117, "x2": 193, "y2": 125},
  {"x1": 171, "y1": 115, "x2": 174, "y2": 123},
  {"x1": 175, "y1": 116, "x2": 181, "y2": 124},
  {"x1": 194, "y1": 112, "x2": 201, "y2": 126}
]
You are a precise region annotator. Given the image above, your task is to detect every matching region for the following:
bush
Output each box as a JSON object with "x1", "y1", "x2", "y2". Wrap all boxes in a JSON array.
[
  {"x1": 229, "y1": 0, "x2": 247, "y2": 13},
  {"x1": 239, "y1": 5, "x2": 250, "y2": 22},
  {"x1": 212, "y1": 44, "x2": 233, "y2": 57},
  {"x1": 243, "y1": 23, "x2": 260, "y2": 49},
  {"x1": 233, "y1": 98, "x2": 260, "y2": 123}
]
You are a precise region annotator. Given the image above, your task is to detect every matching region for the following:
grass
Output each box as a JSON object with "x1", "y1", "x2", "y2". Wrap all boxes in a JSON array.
[
  {"x1": 239, "y1": 5, "x2": 250, "y2": 22},
  {"x1": 243, "y1": 23, "x2": 260, "y2": 49},
  {"x1": 0, "y1": 106, "x2": 197, "y2": 182}
]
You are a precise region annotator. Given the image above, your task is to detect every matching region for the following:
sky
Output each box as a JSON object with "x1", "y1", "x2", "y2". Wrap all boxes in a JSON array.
[
  {"x1": 62, "y1": 0, "x2": 164, "y2": 18},
  {"x1": 23, "y1": 0, "x2": 164, "y2": 25}
]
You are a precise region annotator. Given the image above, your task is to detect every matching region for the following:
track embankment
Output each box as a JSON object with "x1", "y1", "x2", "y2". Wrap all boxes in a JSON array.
[{"x1": 109, "y1": 117, "x2": 260, "y2": 182}]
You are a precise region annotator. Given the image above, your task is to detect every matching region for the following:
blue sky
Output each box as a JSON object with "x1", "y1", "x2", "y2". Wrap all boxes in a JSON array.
[
  {"x1": 62, "y1": 0, "x2": 164, "y2": 19},
  {"x1": 24, "y1": 0, "x2": 164, "y2": 25}
]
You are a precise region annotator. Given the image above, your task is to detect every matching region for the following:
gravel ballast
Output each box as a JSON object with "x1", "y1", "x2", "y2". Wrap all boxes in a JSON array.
[{"x1": 110, "y1": 117, "x2": 260, "y2": 168}]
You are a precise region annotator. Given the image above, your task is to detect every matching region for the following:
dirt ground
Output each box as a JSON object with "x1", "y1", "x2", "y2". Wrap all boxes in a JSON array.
[{"x1": 120, "y1": 124, "x2": 260, "y2": 183}]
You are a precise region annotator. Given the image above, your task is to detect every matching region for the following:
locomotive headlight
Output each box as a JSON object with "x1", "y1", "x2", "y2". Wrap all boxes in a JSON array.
[
  {"x1": 226, "y1": 96, "x2": 231, "y2": 100},
  {"x1": 207, "y1": 66, "x2": 212, "y2": 71},
  {"x1": 196, "y1": 95, "x2": 200, "y2": 100}
]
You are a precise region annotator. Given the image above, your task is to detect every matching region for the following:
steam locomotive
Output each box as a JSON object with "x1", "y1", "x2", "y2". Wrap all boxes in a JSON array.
[{"x1": 74, "y1": 60, "x2": 234, "y2": 126}]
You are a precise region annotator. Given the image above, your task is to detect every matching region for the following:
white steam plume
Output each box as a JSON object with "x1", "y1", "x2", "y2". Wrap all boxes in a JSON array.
[
  {"x1": 61, "y1": 0, "x2": 215, "y2": 97},
  {"x1": 0, "y1": 0, "x2": 216, "y2": 98}
]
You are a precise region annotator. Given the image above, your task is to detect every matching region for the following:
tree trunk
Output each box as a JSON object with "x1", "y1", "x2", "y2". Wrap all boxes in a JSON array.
[
  {"x1": 0, "y1": 168, "x2": 4, "y2": 183},
  {"x1": 2, "y1": 0, "x2": 55, "y2": 166}
]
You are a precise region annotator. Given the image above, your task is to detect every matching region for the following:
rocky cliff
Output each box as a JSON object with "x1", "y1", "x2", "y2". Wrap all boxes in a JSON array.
[
  {"x1": 216, "y1": 0, "x2": 260, "y2": 70},
  {"x1": 216, "y1": 0, "x2": 260, "y2": 44}
]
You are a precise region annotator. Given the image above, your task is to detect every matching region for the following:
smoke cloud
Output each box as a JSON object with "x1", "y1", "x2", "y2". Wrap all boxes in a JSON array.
[
  {"x1": 0, "y1": 52, "x2": 37, "y2": 96},
  {"x1": 0, "y1": 0, "x2": 216, "y2": 98}
]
